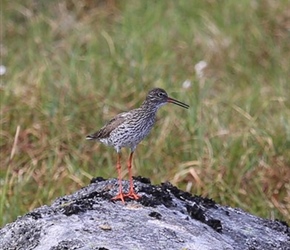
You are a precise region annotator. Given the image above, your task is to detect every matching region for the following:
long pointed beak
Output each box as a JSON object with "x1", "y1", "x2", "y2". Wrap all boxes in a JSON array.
[{"x1": 167, "y1": 97, "x2": 189, "y2": 109}]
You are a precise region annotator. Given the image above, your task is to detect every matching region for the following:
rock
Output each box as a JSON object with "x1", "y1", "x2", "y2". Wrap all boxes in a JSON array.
[{"x1": 0, "y1": 177, "x2": 289, "y2": 250}]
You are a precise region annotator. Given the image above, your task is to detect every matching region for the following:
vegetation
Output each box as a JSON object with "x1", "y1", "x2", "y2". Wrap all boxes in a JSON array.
[{"x1": 1, "y1": 0, "x2": 289, "y2": 226}]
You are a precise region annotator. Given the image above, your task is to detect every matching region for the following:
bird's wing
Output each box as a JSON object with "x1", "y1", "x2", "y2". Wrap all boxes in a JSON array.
[{"x1": 87, "y1": 112, "x2": 132, "y2": 140}]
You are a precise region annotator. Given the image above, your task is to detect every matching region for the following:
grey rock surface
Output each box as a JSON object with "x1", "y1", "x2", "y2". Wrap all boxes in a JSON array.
[{"x1": 0, "y1": 177, "x2": 289, "y2": 250}]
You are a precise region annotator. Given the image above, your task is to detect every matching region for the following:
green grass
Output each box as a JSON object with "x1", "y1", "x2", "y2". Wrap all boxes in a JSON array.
[{"x1": 1, "y1": 0, "x2": 289, "y2": 226}]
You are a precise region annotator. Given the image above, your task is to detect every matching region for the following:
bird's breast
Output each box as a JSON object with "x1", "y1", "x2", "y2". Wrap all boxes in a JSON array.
[{"x1": 109, "y1": 115, "x2": 155, "y2": 148}]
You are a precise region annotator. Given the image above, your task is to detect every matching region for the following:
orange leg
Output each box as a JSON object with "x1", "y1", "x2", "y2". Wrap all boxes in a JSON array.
[
  {"x1": 125, "y1": 151, "x2": 141, "y2": 200},
  {"x1": 111, "y1": 153, "x2": 125, "y2": 203}
]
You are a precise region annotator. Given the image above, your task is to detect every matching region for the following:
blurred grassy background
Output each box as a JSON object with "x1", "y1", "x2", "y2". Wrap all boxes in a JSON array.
[{"x1": 1, "y1": 0, "x2": 289, "y2": 226}]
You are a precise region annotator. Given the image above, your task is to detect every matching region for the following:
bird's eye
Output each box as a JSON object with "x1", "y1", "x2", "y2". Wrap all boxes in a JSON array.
[{"x1": 158, "y1": 92, "x2": 164, "y2": 97}]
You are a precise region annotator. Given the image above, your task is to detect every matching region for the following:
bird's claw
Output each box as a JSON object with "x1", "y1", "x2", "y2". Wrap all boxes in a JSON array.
[
  {"x1": 124, "y1": 190, "x2": 141, "y2": 200},
  {"x1": 111, "y1": 193, "x2": 126, "y2": 204}
]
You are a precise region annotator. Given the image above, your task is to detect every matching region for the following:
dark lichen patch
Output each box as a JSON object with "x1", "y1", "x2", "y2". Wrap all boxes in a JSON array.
[
  {"x1": 49, "y1": 239, "x2": 84, "y2": 250},
  {"x1": 207, "y1": 219, "x2": 222, "y2": 232},
  {"x1": 137, "y1": 195, "x2": 157, "y2": 207},
  {"x1": 82, "y1": 190, "x2": 112, "y2": 201},
  {"x1": 191, "y1": 196, "x2": 216, "y2": 209},
  {"x1": 224, "y1": 210, "x2": 230, "y2": 216},
  {"x1": 133, "y1": 176, "x2": 151, "y2": 184},
  {"x1": 139, "y1": 185, "x2": 173, "y2": 208},
  {"x1": 62, "y1": 202, "x2": 87, "y2": 216},
  {"x1": 62, "y1": 191, "x2": 112, "y2": 216},
  {"x1": 186, "y1": 204, "x2": 222, "y2": 233},
  {"x1": 277, "y1": 219, "x2": 289, "y2": 228},
  {"x1": 269, "y1": 220, "x2": 290, "y2": 237},
  {"x1": 148, "y1": 211, "x2": 162, "y2": 220},
  {"x1": 26, "y1": 211, "x2": 42, "y2": 220},
  {"x1": 160, "y1": 182, "x2": 217, "y2": 209},
  {"x1": 91, "y1": 176, "x2": 107, "y2": 184},
  {"x1": 186, "y1": 204, "x2": 204, "y2": 221},
  {"x1": 61, "y1": 197, "x2": 98, "y2": 216}
]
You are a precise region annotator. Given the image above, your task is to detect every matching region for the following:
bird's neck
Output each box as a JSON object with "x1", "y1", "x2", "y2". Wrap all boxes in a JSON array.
[{"x1": 140, "y1": 100, "x2": 160, "y2": 114}]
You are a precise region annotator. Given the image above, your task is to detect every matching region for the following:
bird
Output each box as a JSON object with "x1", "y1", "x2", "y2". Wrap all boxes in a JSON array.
[{"x1": 86, "y1": 88, "x2": 189, "y2": 203}]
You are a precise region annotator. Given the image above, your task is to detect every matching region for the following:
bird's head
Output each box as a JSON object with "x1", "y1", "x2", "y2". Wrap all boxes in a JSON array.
[{"x1": 146, "y1": 88, "x2": 189, "y2": 109}]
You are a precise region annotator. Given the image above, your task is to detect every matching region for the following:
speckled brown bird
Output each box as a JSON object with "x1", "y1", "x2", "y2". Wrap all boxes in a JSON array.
[{"x1": 86, "y1": 88, "x2": 189, "y2": 203}]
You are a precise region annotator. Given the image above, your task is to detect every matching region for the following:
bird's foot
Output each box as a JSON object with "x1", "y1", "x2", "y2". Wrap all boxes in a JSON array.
[
  {"x1": 111, "y1": 192, "x2": 126, "y2": 204},
  {"x1": 111, "y1": 190, "x2": 140, "y2": 203},
  {"x1": 124, "y1": 190, "x2": 141, "y2": 200}
]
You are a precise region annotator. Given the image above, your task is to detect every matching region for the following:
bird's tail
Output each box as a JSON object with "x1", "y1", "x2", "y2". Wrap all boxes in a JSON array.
[{"x1": 86, "y1": 134, "x2": 96, "y2": 140}]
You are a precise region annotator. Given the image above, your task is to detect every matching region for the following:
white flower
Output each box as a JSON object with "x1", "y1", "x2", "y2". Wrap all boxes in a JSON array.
[
  {"x1": 194, "y1": 61, "x2": 207, "y2": 78},
  {"x1": 0, "y1": 65, "x2": 6, "y2": 76},
  {"x1": 182, "y1": 79, "x2": 192, "y2": 89}
]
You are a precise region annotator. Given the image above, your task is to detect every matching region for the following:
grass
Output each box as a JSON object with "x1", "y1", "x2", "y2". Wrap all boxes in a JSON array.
[{"x1": 1, "y1": 0, "x2": 289, "y2": 226}]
